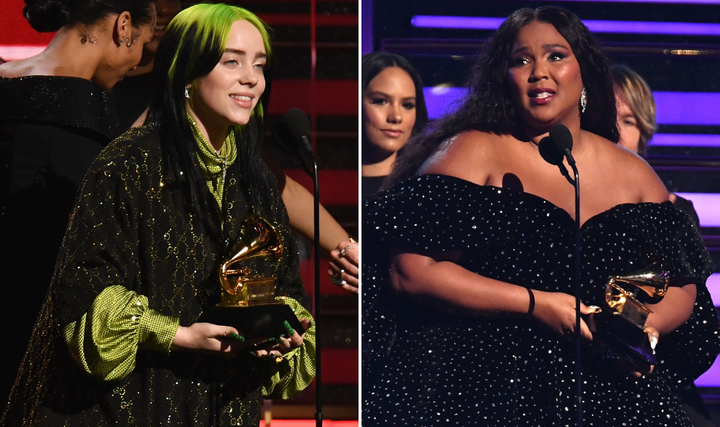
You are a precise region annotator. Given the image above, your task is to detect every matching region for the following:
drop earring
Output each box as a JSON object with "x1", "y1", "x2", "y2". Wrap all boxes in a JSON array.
[{"x1": 580, "y1": 87, "x2": 587, "y2": 114}]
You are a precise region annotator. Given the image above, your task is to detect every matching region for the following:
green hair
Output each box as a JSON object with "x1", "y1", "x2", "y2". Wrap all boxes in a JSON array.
[
  {"x1": 146, "y1": 3, "x2": 273, "y2": 246},
  {"x1": 168, "y1": 3, "x2": 270, "y2": 119}
]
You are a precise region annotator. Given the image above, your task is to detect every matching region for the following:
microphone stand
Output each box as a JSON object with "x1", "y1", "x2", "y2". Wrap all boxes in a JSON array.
[
  {"x1": 568, "y1": 160, "x2": 582, "y2": 427},
  {"x1": 311, "y1": 156, "x2": 324, "y2": 427}
]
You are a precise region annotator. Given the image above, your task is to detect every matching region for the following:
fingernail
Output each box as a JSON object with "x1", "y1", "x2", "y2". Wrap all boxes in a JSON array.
[
  {"x1": 229, "y1": 332, "x2": 245, "y2": 342},
  {"x1": 650, "y1": 336, "x2": 658, "y2": 350},
  {"x1": 588, "y1": 305, "x2": 602, "y2": 313},
  {"x1": 283, "y1": 320, "x2": 295, "y2": 336},
  {"x1": 309, "y1": 320, "x2": 313, "y2": 329}
]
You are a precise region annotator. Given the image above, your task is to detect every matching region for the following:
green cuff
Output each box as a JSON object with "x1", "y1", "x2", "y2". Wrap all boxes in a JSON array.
[{"x1": 138, "y1": 310, "x2": 180, "y2": 354}]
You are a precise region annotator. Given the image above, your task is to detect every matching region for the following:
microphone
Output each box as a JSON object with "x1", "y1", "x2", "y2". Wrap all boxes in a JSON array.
[
  {"x1": 539, "y1": 136, "x2": 563, "y2": 166},
  {"x1": 549, "y1": 123, "x2": 575, "y2": 166},
  {"x1": 284, "y1": 108, "x2": 314, "y2": 158},
  {"x1": 539, "y1": 132, "x2": 573, "y2": 186}
]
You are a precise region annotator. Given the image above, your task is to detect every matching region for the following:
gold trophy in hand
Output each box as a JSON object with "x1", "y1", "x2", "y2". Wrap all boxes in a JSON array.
[
  {"x1": 206, "y1": 214, "x2": 304, "y2": 337},
  {"x1": 218, "y1": 214, "x2": 283, "y2": 307},
  {"x1": 585, "y1": 261, "x2": 670, "y2": 371}
]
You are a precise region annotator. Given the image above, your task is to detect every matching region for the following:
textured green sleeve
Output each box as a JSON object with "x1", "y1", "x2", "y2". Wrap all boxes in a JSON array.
[
  {"x1": 262, "y1": 296, "x2": 317, "y2": 399},
  {"x1": 62, "y1": 285, "x2": 180, "y2": 382}
]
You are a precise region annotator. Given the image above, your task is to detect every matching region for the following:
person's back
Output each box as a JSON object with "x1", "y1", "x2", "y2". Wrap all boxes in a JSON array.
[{"x1": 0, "y1": 0, "x2": 156, "y2": 410}]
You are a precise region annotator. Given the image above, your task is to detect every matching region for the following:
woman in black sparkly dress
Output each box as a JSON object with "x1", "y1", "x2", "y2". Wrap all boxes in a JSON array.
[{"x1": 362, "y1": 6, "x2": 720, "y2": 426}]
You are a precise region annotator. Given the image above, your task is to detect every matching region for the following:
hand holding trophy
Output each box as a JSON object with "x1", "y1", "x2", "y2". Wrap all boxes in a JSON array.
[
  {"x1": 203, "y1": 214, "x2": 307, "y2": 342},
  {"x1": 584, "y1": 261, "x2": 670, "y2": 373}
]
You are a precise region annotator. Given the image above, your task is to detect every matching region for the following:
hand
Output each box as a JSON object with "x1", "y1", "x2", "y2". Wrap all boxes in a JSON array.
[
  {"x1": 328, "y1": 240, "x2": 359, "y2": 293},
  {"x1": 249, "y1": 319, "x2": 313, "y2": 360},
  {"x1": 171, "y1": 322, "x2": 259, "y2": 356},
  {"x1": 627, "y1": 326, "x2": 658, "y2": 377},
  {"x1": 531, "y1": 290, "x2": 594, "y2": 341}
]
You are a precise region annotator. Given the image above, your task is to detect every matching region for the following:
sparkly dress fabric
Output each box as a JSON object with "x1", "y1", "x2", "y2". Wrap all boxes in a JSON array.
[
  {"x1": 0, "y1": 76, "x2": 119, "y2": 407},
  {"x1": 362, "y1": 174, "x2": 720, "y2": 426},
  {"x1": 2, "y1": 127, "x2": 313, "y2": 426}
]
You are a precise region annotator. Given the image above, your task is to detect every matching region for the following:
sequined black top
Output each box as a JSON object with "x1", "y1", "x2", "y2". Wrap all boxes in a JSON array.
[
  {"x1": 3, "y1": 127, "x2": 311, "y2": 426},
  {"x1": 362, "y1": 174, "x2": 720, "y2": 426},
  {"x1": 0, "y1": 76, "x2": 120, "y2": 407}
]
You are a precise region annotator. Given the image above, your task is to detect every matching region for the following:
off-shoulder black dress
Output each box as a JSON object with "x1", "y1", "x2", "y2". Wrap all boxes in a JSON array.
[{"x1": 363, "y1": 174, "x2": 720, "y2": 426}]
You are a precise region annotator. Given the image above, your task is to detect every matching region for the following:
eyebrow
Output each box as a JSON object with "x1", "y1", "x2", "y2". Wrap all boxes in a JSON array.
[
  {"x1": 224, "y1": 48, "x2": 267, "y2": 60},
  {"x1": 510, "y1": 43, "x2": 570, "y2": 55},
  {"x1": 365, "y1": 90, "x2": 416, "y2": 100}
]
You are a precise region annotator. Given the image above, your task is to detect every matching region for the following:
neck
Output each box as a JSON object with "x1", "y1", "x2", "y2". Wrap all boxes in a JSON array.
[
  {"x1": 38, "y1": 19, "x2": 120, "y2": 82},
  {"x1": 125, "y1": 51, "x2": 155, "y2": 77},
  {"x1": 524, "y1": 116, "x2": 583, "y2": 148},
  {"x1": 188, "y1": 105, "x2": 227, "y2": 152},
  {"x1": 362, "y1": 152, "x2": 396, "y2": 177}
]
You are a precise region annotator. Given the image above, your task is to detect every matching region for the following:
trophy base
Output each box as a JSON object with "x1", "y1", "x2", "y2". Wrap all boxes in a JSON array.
[
  {"x1": 584, "y1": 312, "x2": 656, "y2": 372},
  {"x1": 200, "y1": 304, "x2": 306, "y2": 338}
]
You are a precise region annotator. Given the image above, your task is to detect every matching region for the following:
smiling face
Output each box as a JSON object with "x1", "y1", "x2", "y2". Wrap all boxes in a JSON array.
[
  {"x1": 189, "y1": 19, "x2": 267, "y2": 142},
  {"x1": 616, "y1": 92, "x2": 641, "y2": 154},
  {"x1": 506, "y1": 20, "x2": 583, "y2": 135},
  {"x1": 363, "y1": 66, "x2": 417, "y2": 160}
]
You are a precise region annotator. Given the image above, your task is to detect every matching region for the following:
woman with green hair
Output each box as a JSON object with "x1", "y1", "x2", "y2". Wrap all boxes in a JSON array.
[{"x1": 2, "y1": 4, "x2": 315, "y2": 426}]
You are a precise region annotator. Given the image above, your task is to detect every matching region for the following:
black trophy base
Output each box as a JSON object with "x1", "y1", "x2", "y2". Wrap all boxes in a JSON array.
[
  {"x1": 584, "y1": 312, "x2": 656, "y2": 372},
  {"x1": 200, "y1": 304, "x2": 305, "y2": 339}
]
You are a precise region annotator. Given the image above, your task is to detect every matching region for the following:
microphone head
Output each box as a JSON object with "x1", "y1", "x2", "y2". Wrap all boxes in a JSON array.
[
  {"x1": 284, "y1": 108, "x2": 312, "y2": 141},
  {"x1": 549, "y1": 123, "x2": 573, "y2": 152},
  {"x1": 539, "y1": 136, "x2": 564, "y2": 166}
]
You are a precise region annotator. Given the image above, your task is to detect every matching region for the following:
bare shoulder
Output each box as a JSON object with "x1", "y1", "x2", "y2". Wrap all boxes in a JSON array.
[
  {"x1": 588, "y1": 133, "x2": 668, "y2": 203},
  {"x1": 418, "y1": 130, "x2": 501, "y2": 186},
  {"x1": 0, "y1": 59, "x2": 33, "y2": 78}
]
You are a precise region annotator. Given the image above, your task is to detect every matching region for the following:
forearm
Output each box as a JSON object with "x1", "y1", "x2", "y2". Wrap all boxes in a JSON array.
[
  {"x1": 646, "y1": 284, "x2": 696, "y2": 335},
  {"x1": 281, "y1": 176, "x2": 349, "y2": 252},
  {"x1": 391, "y1": 252, "x2": 532, "y2": 315}
]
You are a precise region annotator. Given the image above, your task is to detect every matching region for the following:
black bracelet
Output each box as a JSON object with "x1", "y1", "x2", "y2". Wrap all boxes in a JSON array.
[{"x1": 526, "y1": 287, "x2": 535, "y2": 316}]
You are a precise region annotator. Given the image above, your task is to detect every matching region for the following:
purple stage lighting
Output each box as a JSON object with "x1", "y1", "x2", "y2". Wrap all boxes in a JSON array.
[
  {"x1": 411, "y1": 15, "x2": 720, "y2": 36},
  {"x1": 674, "y1": 193, "x2": 720, "y2": 227},
  {"x1": 696, "y1": 274, "x2": 720, "y2": 387},
  {"x1": 424, "y1": 88, "x2": 720, "y2": 126},
  {"x1": 650, "y1": 134, "x2": 720, "y2": 148}
]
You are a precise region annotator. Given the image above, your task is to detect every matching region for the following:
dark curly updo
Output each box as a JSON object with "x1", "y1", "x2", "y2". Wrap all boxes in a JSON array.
[{"x1": 23, "y1": 0, "x2": 155, "y2": 33}]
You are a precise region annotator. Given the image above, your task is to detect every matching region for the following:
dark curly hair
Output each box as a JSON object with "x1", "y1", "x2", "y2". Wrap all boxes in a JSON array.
[
  {"x1": 387, "y1": 6, "x2": 618, "y2": 186},
  {"x1": 23, "y1": 0, "x2": 155, "y2": 33}
]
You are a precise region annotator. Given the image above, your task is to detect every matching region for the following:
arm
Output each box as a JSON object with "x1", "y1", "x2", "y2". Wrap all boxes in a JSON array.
[
  {"x1": 392, "y1": 252, "x2": 594, "y2": 339},
  {"x1": 646, "y1": 284, "x2": 697, "y2": 335},
  {"x1": 281, "y1": 175, "x2": 351, "y2": 253},
  {"x1": 63, "y1": 285, "x2": 179, "y2": 381}
]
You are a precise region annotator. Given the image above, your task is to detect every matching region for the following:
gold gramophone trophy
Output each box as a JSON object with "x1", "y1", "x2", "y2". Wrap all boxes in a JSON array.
[
  {"x1": 584, "y1": 261, "x2": 669, "y2": 370},
  {"x1": 218, "y1": 214, "x2": 283, "y2": 308},
  {"x1": 205, "y1": 214, "x2": 304, "y2": 338}
]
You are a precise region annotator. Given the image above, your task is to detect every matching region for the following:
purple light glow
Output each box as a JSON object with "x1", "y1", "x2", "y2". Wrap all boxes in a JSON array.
[
  {"x1": 695, "y1": 273, "x2": 720, "y2": 387},
  {"x1": 542, "y1": 0, "x2": 720, "y2": 3},
  {"x1": 674, "y1": 193, "x2": 720, "y2": 227},
  {"x1": 411, "y1": 15, "x2": 720, "y2": 36},
  {"x1": 650, "y1": 134, "x2": 720, "y2": 147},
  {"x1": 424, "y1": 87, "x2": 720, "y2": 125},
  {"x1": 654, "y1": 92, "x2": 720, "y2": 126}
]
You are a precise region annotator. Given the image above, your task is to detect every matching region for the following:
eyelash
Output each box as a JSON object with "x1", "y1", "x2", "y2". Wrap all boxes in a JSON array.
[{"x1": 510, "y1": 52, "x2": 566, "y2": 66}]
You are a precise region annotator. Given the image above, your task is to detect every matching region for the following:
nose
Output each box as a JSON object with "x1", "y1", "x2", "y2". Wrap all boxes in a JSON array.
[
  {"x1": 387, "y1": 104, "x2": 402, "y2": 124},
  {"x1": 239, "y1": 66, "x2": 259, "y2": 88},
  {"x1": 530, "y1": 59, "x2": 548, "y2": 81}
]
